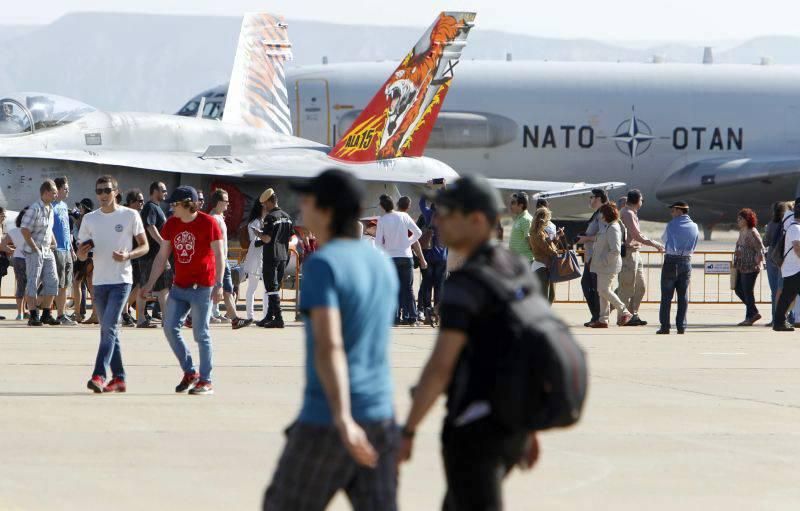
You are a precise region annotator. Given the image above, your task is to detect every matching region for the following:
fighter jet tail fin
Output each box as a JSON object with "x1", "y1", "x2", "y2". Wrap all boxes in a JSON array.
[
  {"x1": 223, "y1": 13, "x2": 293, "y2": 134},
  {"x1": 330, "y1": 11, "x2": 476, "y2": 163}
]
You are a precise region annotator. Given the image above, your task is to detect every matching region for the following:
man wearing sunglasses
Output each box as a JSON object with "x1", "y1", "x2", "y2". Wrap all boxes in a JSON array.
[
  {"x1": 78, "y1": 175, "x2": 148, "y2": 393},
  {"x1": 142, "y1": 186, "x2": 224, "y2": 395},
  {"x1": 136, "y1": 181, "x2": 171, "y2": 328}
]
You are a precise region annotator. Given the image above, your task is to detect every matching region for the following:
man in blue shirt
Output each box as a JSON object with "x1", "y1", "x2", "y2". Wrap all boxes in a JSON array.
[
  {"x1": 657, "y1": 201, "x2": 699, "y2": 334},
  {"x1": 263, "y1": 169, "x2": 399, "y2": 511},
  {"x1": 52, "y1": 176, "x2": 77, "y2": 325},
  {"x1": 418, "y1": 187, "x2": 448, "y2": 324}
]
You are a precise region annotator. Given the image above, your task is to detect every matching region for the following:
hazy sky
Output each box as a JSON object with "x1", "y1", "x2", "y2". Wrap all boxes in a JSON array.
[{"x1": 4, "y1": 0, "x2": 800, "y2": 42}]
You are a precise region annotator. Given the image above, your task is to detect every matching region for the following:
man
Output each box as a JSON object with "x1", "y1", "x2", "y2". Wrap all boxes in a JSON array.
[
  {"x1": 398, "y1": 175, "x2": 540, "y2": 510},
  {"x1": 619, "y1": 189, "x2": 664, "y2": 326},
  {"x1": 142, "y1": 186, "x2": 224, "y2": 395},
  {"x1": 136, "y1": 181, "x2": 171, "y2": 328},
  {"x1": 657, "y1": 201, "x2": 699, "y2": 335},
  {"x1": 263, "y1": 169, "x2": 399, "y2": 510},
  {"x1": 576, "y1": 190, "x2": 609, "y2": 327},
  {"x1": 256, "y1": 188, "x2": 294, "y2": 328},
  {"x1": 418, "y1": 189, "x2": 447, "y2": 324},
  {"x1": 71, "y1": 198, "x2": 94, "y2": 323},
  {"x1": 78, "y1": 175, "x2": 148, "y2": 393},
  {"x1": 773, "y1": 199, "x2": 800, "y2": 331},
  {"x1": 397, "y1": 195, "x2": 428, "y2": 271},
  {"x1": 508, "y1": 191, "x2": 534, "y2": 264},
  {"x1": 208, "y1": 188, "x2": 251, "y2": 329},
  {"x1": 121, "y1": 189, "x2": 146, "y2": 327},
  {"x1": 376, "y1": 194, "x2": 423, "y2": 325},
  {"x1": 52, "y1": 176, "x2": 77, "y2": 325},
  {"x1": 20, "y1": 180, "x2": 59, "y2": 326}
]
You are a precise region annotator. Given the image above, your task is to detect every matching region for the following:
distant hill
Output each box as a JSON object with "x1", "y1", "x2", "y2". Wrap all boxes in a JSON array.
[{"x1": 0, "y1": 13, "x2": 798, "y2": 113}]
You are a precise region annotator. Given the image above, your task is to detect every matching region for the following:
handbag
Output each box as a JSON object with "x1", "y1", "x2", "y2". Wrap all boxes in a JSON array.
[
  {"x1": 0, "y1": 252, "x2": 8, "y2": 277},
  {"x1": 729, "y1": 267, "x2": 738, "y2": 290},
  {"x1": 548, "y1": 238, "x2": 582, "y2": 283}
]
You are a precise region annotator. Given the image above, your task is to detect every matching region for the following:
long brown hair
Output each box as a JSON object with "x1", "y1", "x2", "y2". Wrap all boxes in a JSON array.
[{"x1": 599, "y1": 203, "x2": 619, "y2": 223}]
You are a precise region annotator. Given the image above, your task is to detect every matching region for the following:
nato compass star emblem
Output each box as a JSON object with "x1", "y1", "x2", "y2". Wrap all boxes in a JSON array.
[{"x1": 613, "y1": 114, "x2": 654, "y2": 158}]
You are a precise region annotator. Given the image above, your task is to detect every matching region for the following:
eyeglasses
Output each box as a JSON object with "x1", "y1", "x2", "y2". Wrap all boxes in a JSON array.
[{"x1": 95, "y1": 187, "x2": 114, "y2": 195}]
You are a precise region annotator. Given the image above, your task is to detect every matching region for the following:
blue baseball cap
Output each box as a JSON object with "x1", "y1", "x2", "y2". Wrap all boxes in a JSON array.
[{"x1": 166, "y1": 185, "x2": 198, "y2": 204}]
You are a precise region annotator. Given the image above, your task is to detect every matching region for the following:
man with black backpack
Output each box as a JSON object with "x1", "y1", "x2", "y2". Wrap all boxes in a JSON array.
[
  {"x1": 417, "y1": 190, "x2": 447, "y2": 325},
  {"x1": 398, "y1": 175, "x2": 587, "y2": 510},
  {"x1": 773, "y1": 199, "x2": 800, "y2": 331}
]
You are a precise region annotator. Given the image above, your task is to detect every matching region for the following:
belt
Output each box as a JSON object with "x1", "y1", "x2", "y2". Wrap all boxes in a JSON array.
[{"x1": 664, "y1": 254, "x2": 691, "y2": 259}]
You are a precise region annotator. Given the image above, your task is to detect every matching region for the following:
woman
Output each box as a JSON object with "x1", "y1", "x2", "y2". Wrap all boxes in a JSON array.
[
  {"x1": 590, "y1": 203, "x2": 633, "y2": 328},
  {"x1": 528, "y1": 207, "x2": 561, "y2": 303},
  {"x1": 0, "y1": 207, "x2": 7, "y2": 319},
  {"x1": 734, "y1": 208, "x2": 765, "y2": 325},
  {"x1": 1, "y1": 207, "x2": 28, "y2": 320},
  {"x1": 764, "y1": 201, "x2": 789, "y2": 326},
  {"x1": 242, "y1": 200, "x2": 266, "y2": 321}
]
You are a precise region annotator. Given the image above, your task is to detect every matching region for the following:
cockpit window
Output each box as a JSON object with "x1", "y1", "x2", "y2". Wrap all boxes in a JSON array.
[{"x1": 0, "y1": 93, "x2": 96, "y2": 136}]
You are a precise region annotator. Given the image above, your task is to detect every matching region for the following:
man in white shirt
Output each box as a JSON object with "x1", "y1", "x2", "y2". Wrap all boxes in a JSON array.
[
  {"x1": 77, "y1": 175, "x2": 149, "y2": 393},
  {"x1": 208, "y1": 189, "x2": 250, "y2": 329},
  {"x1": 376, "y1": 194, "x2": 422, "y2": 325},
  {"x1": 774, "y1": 199, "x2": 800, "y2": 331}
]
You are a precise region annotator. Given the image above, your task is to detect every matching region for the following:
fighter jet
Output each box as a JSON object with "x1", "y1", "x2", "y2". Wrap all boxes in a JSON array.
[
  {"x1": 0, "y1": 12, "x2": 621, "y2": 233},
  {"x1": 181, "y1": 57, "x2": 800, "y2": 236}
]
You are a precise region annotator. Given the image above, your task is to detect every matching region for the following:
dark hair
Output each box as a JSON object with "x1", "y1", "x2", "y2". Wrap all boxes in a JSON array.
[
  {"x1": 626, "y1": 189, "x2": 642, "y2": 205},
  {"x1": 738, "y1": 208, "x2": 757, "y2": 229},
  {"x1": 125, "y1": 188, "x2": 143, "y2": 206},
  {"x1": 149, "y1": 181, "x2": 164, "y2": 195},
  {"x1": 535, "y1": 198, "x2": 549, "y2": 209},
  {"x1": 265, "y1": 193, "x2": 277, "y2": 206},
  {"x1": 511, "y1": 191, "x2": 529, "y2": 210},
  {"x1": 54, "y1": 176, "x2": 68, "y2": 190},
  {"x1": 397, "y1": 196, "x2": 411, "y2": 211},
  {"x1": 96, "y1": 175, "x2": 118, "y2": 190},
  {"x1": 247, "y1": 200, "x2": 263, "y2": 223},
  {"x1": 208, "y1": 188, "x2": 228, "y2": 210},
  {"x1": 15, "y1": 206, "x2": 28, "y2": 228},
  {"x1": 379, "y1": 194, "x2": 394, "y2": 212},
  {"x1": 591, "y1": 188, "x2": 608, "y2": 203},
  {"x1": 600, "y1": 203, "x2": 619, "y2": 223},
  {"x1": 40, "y1": 179, "x2": 56, "y2": 195},
  {"x1": 330, "y1": 205, "x2": 362, "y2": 238},
  {"x1": 772, "y1": 201, "x2": 788, "y2": 223},
  {"x1": 115, "y1": 193, "x2": 122, "y2": 205},
  {"x1": 175, "y1": 200, "x2": 199, "y2": 214}
]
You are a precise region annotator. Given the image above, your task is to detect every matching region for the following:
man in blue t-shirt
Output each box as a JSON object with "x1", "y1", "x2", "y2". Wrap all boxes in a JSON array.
[
  {"x1": 52, "y1": 176, "x2": 77, "y2": 325},
  {"x1": 263, "y1": 169, "x2": 399, "y2": 511}
]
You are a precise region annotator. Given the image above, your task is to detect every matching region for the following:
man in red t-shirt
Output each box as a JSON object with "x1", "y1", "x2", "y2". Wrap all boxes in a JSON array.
[{"x1": 142, "y1": 186, "x2": 224, "y2": 395}]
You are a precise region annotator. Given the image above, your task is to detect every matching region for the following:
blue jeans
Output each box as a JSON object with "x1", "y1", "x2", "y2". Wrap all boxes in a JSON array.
[
  {"x1": 418, "y1": 258, "x2": 447, "y2": 310},
  {"x1": 92, "y1": 283, "x2": 132, "y2": 380},
  {"x1": 393, "y1": 258, "x2": 416, "y2": 321},
  {"x1": 734, "y1": 270, "x2": 760, "y2": 320},
  {"x1": 163, "y1": 285, "x2": 214, "y2": 382},
  {"x1": 659, "y1": 256, "x2": 691, "y2": 330}
]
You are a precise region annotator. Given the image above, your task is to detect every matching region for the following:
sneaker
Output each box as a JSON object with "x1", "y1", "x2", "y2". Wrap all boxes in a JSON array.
[
  {"x1": 773, "y1": 322, "x2": 795, "y2": 332},
  {"x1": 261, "y1": 317, "x2": 285, "y2": 329},
  {"x1": 589, "y1": 321, "x2": 609, "y2": 328},
  {"x1": 617, "y1": 312, "x2": 634, "y2": 326},
  {"x1": 82, "y1": 314, "x2": 99, "y2": 325},
  {"x1": 152, "y1": 311, "x2": 163, "y2": 321},
  {"x1": 189, "y1": 381, "x2": 214, "y2": 395},
  {"x1": 103, "y1": 377, "x2": 127, "y2": 393},
  {"x1": 217, "y1": 315, "x2": 231, "y2": 324},
  {"x1": 624, "y1": 314, "x2": 648, "y2": 326},
  {"x1": 57, "y1": 315, "x2": 77, "y2": 326},
  {"x1": 255, "y1": 316, "x2": 273, "y2": 328},
  {"x1": 749, "y1": 313, "x2": 762, "y2": 325},
  {"x1": 656, "y1": 328, "x2": 670, "y2": 334},
  {"x1": 737, "y1": 319, "x2": 754, "y2": 326},
  {"x1": 231, "y1": 317, "x2": 252, "y2": 330},
  {"x1": 15, "y1": 314, "x2": 23, "y2": 321},
  {"x1": 136, "y1": 319, "x2": 158, "y2": 329},
  {"x1": 87, "y1": 375, "x2": 105, "y2": 393},
  {"x1": 28, "y1": 317, "x2": 43, "y2": 327},
  {"x1": 121, "y1": 313, "x2": 136, "y2": 327},
  {"x1": 41, "y1": 315, "x2": 60, "y2": 326},
  {"x1": 175, "y1": 371, "x2": 200, "y2": 393},
  {"x1": 209, "y1": 316, "x2": 222, "y2": 324}
]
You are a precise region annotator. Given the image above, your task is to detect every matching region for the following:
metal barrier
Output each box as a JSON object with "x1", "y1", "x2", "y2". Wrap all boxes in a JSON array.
[{"x1": 554, "y1": 250, "x2": 771, "y2": 304}]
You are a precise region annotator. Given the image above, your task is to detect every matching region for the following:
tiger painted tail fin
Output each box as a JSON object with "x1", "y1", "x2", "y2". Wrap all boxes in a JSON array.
[
  {"x1": 223, "y1": 13, "x2": 293, "y2": 134},
  {"x1": 330, "y1": 11, "x2": 476, "y2": 162}
]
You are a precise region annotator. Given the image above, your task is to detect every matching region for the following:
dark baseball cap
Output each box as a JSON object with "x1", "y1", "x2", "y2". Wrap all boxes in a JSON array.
[
  {"x1": 426, "y1": 175, "x2": 503, "y2": 221},
  {"x1": 166, "y1": 185, "x2": 198, "y2": 204},
  {"x1": 75, "y1": 198, "x2": 94, "y2": 211},
  {"x1": 290, "y1": 169, "x2": 364, "y2": 213},
  {"x1": 668, "y1": 201, "x2": 690, "y2": 210}
]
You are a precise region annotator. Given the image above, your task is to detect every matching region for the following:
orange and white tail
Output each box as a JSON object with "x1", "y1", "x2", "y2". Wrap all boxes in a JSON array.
[
  {"x1": 330, "y1": 11, "x2": 476, "y2": 162},
  {"x1": 223, "y1": 13, "x2": 293, "y2": 134}
]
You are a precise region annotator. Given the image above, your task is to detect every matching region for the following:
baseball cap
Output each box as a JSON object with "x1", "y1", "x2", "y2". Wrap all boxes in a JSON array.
[
  {"x1": 165, "y1": 185, "x2": 198, "y2": 204},
  {"x1": 290, "y1": 169, "x2": 364, "y2": 214},
  {"x1": 260, "y1": 188, "x2": 275, "y2": 203},
  {"x1": 426, "y1": 175, "x2": 503, "y2": 221},
  {"x1": 668, "y1": 201, "x2": 689, "y2": 210},
  {"x1": 75, "y1": 198, "x2": 94, "y2": 211}
]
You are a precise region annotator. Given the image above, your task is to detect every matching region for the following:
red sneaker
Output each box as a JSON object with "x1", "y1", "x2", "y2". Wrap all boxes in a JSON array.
[
  {"x1": 175, "y1": 371, "x2": 200, "y2": 393},
  {"x1": 189, "y1": 380, "x2": 214, "y2": 395},
  {"x1": 103, "y1": 377, "x2": 127, "y2": 393},
  {"x1": 87, "y1": 375, "x2": 105, "y2": 393}
]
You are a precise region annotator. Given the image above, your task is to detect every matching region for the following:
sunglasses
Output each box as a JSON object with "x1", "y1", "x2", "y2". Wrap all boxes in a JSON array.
[{"x1": 95, "y1": 187, "x2": 114, "y2": 195}]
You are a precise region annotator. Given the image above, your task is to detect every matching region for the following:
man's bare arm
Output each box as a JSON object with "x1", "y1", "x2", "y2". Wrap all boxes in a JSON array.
[
  {"x1": 20, "y1": 228, "x2": 38, "y2": 252},
  {"x1": 146, "y1": 224, "x2": 165, "y2": 246}
]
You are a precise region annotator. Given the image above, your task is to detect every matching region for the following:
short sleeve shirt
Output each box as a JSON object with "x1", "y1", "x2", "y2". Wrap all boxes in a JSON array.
[
  {"x1": 161, "y1": 212, "x2": 222, "y2": 288},
  {"x1": 782, "y1": 223, "x2": 800, "y2": 277},
  {"x1": 20, "y1": 200, "x2": 54, "y2": 256},
  {"x1": 141, "y1": 200, "x2": 167, "y2": 258},
  {"x1": 509, "y1": 211, "x2": 533, "y2": 261},
  {"x1": 297, "y1": 239, "x2": 398, "y2": 425},
  {"x1": 51, "y1": 200, "x2": 72, "y2": 252},
  {"x1": 77, "y1": 207, "x2": 145, "y2": 285}
]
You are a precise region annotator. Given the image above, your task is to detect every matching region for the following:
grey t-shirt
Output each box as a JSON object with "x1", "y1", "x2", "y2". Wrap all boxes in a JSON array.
[{"x1": 584, "y1": 210, "x2": 601, "y2": 261}]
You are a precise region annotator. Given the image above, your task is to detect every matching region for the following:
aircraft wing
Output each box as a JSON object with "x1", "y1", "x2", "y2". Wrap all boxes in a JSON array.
[
  {"x1": 486, "y1": 179, "x2": 625, "y2": 198},
  {"x1": 656, "y1": 156, "x2": 800, "y2": 207}
]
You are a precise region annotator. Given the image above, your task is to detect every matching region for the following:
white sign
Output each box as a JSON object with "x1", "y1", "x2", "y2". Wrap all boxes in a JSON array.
[{"x1": 704, "y1": 261, "x2": 731, "y2": 275}]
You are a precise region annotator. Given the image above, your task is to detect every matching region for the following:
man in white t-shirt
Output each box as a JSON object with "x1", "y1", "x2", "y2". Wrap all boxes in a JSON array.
[
  {"x1": 208, "y1": 189, "x2": 250, "y2": 329},
  {"x1": 77, "y1": 175, "x2": 149, "y2": 393},
  {"x1": 376, "y1": 194, "x2": 422, "y2": 325},
  {"x1": 774, "y1": 199, "x2": 800, "y2": 331}
]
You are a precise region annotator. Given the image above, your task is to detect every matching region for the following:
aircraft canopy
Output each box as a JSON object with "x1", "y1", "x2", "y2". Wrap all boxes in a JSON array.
[{"x1": 0, "y1": 93, "x2": 95, "y2": 136}]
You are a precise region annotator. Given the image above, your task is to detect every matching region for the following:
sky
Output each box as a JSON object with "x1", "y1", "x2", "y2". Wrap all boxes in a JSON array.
[{"x1": 4, "y1": 0, "x2": 800, "y2": 43}]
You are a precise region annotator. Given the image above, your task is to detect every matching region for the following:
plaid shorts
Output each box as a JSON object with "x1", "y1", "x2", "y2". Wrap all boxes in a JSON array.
[{"x1": 263, "y1": 420, "x2": 399, "y2": 511}]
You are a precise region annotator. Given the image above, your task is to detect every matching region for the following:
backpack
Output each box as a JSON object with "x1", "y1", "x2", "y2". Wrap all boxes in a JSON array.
[
  {"x1": 769, "y1": 221, "x2": 796, "y2": 267},
  {"x1": 458, "y1": 257, "x2": 588, "y2": 431},
  {"x1": 417, "y1": 214, "x2": 434, "y2": 250},
  {"x1": 237, "y1": 222, "x2": 250, "y2": 250}
]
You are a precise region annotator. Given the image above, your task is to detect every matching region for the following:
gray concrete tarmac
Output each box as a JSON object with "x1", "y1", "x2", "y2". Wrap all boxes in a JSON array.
[{"x1": 0, "y1": 302, "x2": 799, "y2": 510}]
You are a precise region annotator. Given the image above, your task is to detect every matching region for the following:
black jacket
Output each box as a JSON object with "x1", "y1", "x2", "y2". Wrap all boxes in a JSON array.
[{"x1": 262, "y1": 207, "x2": 293, "y2": 263}]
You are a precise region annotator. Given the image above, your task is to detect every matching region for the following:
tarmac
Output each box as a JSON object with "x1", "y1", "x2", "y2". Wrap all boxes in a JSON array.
[{"x1": 1, "y1": 302, "x2": 799, "y2": 510}]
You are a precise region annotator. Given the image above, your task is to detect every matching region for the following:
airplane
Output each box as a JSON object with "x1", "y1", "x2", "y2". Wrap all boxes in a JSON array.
[
  {"x1": 0, "y1": 11, "x2": 621, "y2": 235},
  {"x1": 180, "y1": 57, "x2": 800, "y2": 238}
]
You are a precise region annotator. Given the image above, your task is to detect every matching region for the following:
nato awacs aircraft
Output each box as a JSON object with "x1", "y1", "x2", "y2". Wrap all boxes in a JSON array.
[
  {"x1": 0, "y1": 11, "x2": 619, "y2": 233},
  {"x1": 184, "y1": 55, "x2": 800, "y2": 236}
]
